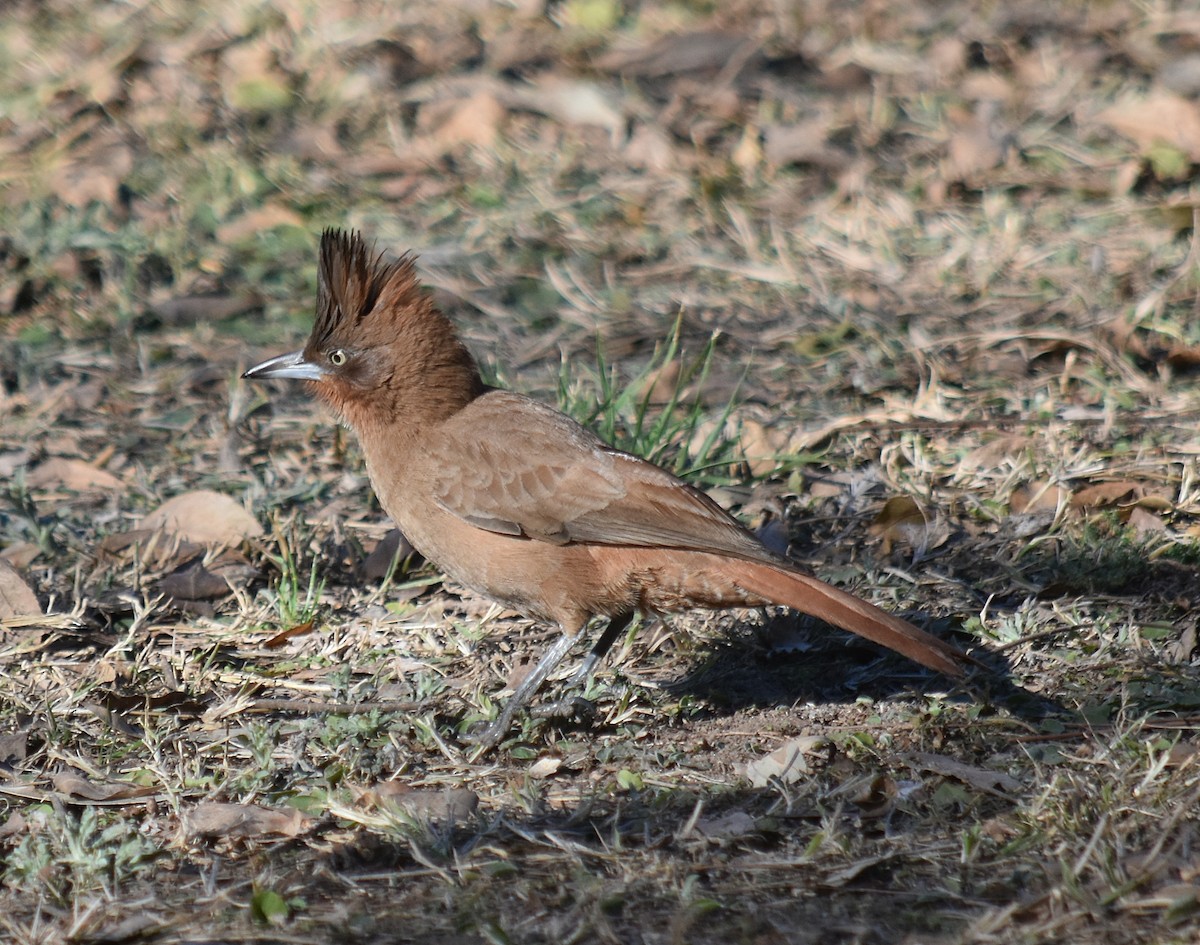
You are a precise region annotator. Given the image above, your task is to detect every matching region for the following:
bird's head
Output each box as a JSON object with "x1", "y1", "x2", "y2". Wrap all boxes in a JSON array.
[{"x1": 243, "y1": 228, "x2": 483, "y2": 430}]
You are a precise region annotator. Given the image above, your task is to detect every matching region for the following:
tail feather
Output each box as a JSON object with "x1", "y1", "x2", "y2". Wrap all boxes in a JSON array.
[{"x1": 729, "y1": 560, "x2": 969, "y2": 678}]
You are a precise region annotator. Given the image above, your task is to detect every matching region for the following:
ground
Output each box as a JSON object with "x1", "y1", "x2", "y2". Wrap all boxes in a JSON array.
[{"x1": 3, "y1": 1, "x2": 1200, "y2": 943}]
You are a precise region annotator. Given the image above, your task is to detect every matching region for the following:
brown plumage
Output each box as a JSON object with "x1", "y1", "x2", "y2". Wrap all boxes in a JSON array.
[{"x1": 245, "y1": 229, "x2": 972, "y2": 748}]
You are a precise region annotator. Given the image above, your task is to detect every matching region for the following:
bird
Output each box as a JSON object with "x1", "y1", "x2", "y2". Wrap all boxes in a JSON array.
[{"x1": 244, "y1": 228, "x2": 972, "y2": 749}]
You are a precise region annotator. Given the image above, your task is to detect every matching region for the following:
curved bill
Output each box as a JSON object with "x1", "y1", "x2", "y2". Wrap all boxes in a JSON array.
[{"x1": 242, "y1": 350, "x2": 328, "y2": 381}]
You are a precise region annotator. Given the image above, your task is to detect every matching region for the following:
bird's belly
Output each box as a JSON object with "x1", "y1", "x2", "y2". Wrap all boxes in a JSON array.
[{"x1": 386, "y1": 502, "x2": 618, "y2": 626}]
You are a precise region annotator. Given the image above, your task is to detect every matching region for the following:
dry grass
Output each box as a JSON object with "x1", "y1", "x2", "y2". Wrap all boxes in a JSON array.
[{"x1": 4, "y1": 0, "x2": 1200, "y2": 942}]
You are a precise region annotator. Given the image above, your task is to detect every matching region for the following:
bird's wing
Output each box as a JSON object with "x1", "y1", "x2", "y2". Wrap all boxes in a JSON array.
[{"x1": 427, "y1": 392, "x2": 778, "y2": 563}]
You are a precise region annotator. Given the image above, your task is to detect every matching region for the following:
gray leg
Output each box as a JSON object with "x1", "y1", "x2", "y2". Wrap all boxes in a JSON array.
[
  {"x1": 464, "y1": 626, "x2": 585, "y2": 750},
  {"x1": 570, "y1": 611, "x2": 636, "y2": 685}
]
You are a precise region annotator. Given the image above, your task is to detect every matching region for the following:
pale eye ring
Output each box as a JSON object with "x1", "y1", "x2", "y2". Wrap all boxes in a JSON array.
[{"x1": 329, "y1": 349, "x2": 347, "y2": 366}]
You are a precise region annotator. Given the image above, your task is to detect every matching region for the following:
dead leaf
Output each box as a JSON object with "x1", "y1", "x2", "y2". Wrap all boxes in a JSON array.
[
  {"x1": 363, "y1": 528, "x2": 416, "y2": 581},
  {"x1": 1070, "y1": 481, "x2": 1171, "y2": 512},
  {"x1": 141, "y1": 490, "x2": 263, "y2": 546},
  {"x1": 869, "y1": 496, "x2": 927, "y2": 555},
  {"x1": 808, "y1": 479, "x2": 843, "y2": 500},
  {"x1": 597, "y1": 30, "x2": 757, "y2": 78},
  {"x1": 185, "y1": 801, "x2": 309, "y2": 839},
  {"x1": 356, "y1": 785, "x2": 478, "y2": 824},
  {"x1": 99, "y1": 528, "x2": 204, "y2": 572},
  {"x1": 905, "y1": 752, "x2": 1021, "y2": 795},
  {"x1": 156, "y1": 559, "x2": 234, "y2": 601},
  {"x1": 51, "y1": 772, "x2": 157, "y2": 803},
  {"x1": 148, "y1": 292, "x2": 262, "y2": 326},
  {"x1": 941, "y1": 100, "x2": 1012, "y2": 181},
  {"x1": 0, "y1": 560, "x2": 41, "y2": 620},
  {"x1": 26, "y1": 457, "x2": 122, "y2": 492},
  {"x1": 1167, "y1": 741, "x2": 1200, "y2": 767},
  {"x1": 263, "y1": 620, "x2": 315, "y2": 648},
  {"x1": 528, "y1": 756, "x2": 562, "y2": 779},
  {"x1": 960, "y1": 435, "x2": 1031, "y2": 471},
  {"x1": 1071, "y1": 481, "x2": 1139, "y2": 509},
  {"x1": 504, "y1": 76, "x2": 624, "y2": 138},
  {"x1": 745, "y1": 736, "x2": 828, "y2": 787},
  {"x1": 0, "y1": 731, "x2": 28, "y2": 764},
  {"x1": 638, "y1": 359, "x2": 681, "y2": 406},
  {"x1": 696, "y1": 809, "x2": 756, "y2": 839},
  {"x1": 1, "y1": 542, "x2": 41, "y2": 568},
  {"x1": 624, "y1": 123, "x2": 675, "y2": 171},
  {"x1": 1010, "y1": 481, "x2": 1069, "y2": 514},
  {"x1": 738, "y1": 419, "x2": 784, "y2": 477},
  {"x1": 1127, "y1": 506, "x2": 1167, "y2": 536},
  {"x1": 848, "y1": 774, "x2": 897, "y2": 818},
  {"x1": 215, "y1": 205, "x2": 306, "y2": 245},
  {"x1": 423, "y1": 88, "x2": 505, "y2": 152},
  {"x1": 0, "y1": 811, "x2": 27, "y2": 839},
  {"x1": 763, "y1": 117, "x2": 842, "y2": 169},
  {"x1": 1098, "y1": 91, "x2": 1200, "y2": 162}
]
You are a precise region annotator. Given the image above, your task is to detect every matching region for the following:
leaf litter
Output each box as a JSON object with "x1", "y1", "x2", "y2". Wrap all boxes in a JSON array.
[{"x1": 3, "y1": 1, "x2": 1200, "y2": 943}]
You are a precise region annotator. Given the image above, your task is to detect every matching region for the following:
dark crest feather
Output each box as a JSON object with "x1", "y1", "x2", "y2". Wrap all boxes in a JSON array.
[{"x1": 310, "y1": 228, "x2": 417, "y2": 348}]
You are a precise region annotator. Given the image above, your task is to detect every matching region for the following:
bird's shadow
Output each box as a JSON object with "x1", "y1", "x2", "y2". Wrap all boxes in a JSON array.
[{"x1": 649, "y1": 610, "x2": 1069, "y2": 728}]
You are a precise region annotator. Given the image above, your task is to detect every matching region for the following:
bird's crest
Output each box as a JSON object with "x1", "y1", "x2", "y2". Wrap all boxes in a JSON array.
[{"x1": 309, "y1": 228, "x2": 428, "y2": 349}]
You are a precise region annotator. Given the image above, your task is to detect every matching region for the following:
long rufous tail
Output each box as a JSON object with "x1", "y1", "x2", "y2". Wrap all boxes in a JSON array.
[{"x1": 729, "y1": 560, "x2": 969, "y2": 678}]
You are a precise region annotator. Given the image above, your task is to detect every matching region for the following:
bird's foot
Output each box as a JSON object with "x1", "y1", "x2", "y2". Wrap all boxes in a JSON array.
[
  {"x1": 529, "y1": 695, "x2": 596, "y2": 725},
  {"x1": 460, "y1": 693, "x2": 597, "y2": 757},
  {"x1": 460, "y1": 718, "x2": 509, "y2": 751}
]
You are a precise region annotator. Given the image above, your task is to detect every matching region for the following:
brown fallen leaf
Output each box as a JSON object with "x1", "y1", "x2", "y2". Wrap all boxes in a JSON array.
[
  {"x1": 52, "y1": 771, "x2": 157, "y2": 803},
  {"x1": 904, "y1": 752, "x2": 1021, "y2": 796},
  {"x1": 597, "y1": 30, "x2": 758, "y2": 78},
  {"x1": 0, "y1": 731, "x2": 28, "y2": 764},
  {"x1": 26, "y1": 457, "x2": 123, "y2": 492},
  {"x1": 156, "y1": 559, "x2": 234, "y2": 602},
  {"x1": 745, "y1": 736, "x2": 828, "y2": 787},
  {"x1": 263, "y1": 619, "x2": 315, "y2": 648},
  {"x1": 849, "y1": 774, "x2": 898, "y2": 819},
  {"x1": 363, "y1": 528, "x2": 417, "y2": 581},
  {"x1": 422, "y1": 88, "x2": 506, "y2": 153},
  {"x1": 185, "y1": 801, "x2": 310, "y2": 839},
  {"x1": 738, "y1": 419, "x2": 784, "y2": 478},
  {"x1": 695, "y1": 810, "x2": 757, "y2": 839},
  {"x1": 1098, "y1": 91, "x2": 1200, "y2": 162},
  {"x1": 0, "y1": 560, "x2": 41, "y2": 620},
  {"x1": 355, "y1": 784, "x2": 479, "y2": 824},
  {"x1": 148, "y1": 292, "x2": 263, "y2": 326},
  {"x1": 1071, "y1": 480, "x2": 1140, "y2": 509},
  {"x1": 623, "y1": 123, "x2": 675, "y2": 171},
  {"x1": 1010, "y1": 481, "x2": 1069, "y2": 514},
  {"x1": 503, "y1": 76, "x2": 624, "y2": 139},
  {"x1": 941, "y1": 100, "x2": 1012, "y2": 182},
  {"x1": 141, "y1": 490, "x2": 264, "y2": 546},
  {"x1": 1127, "y1": 506, "x2": 1167, "y2": 536},
  {"x1": 1070, "y1": 480, "x2": 1172, "y2": 512},
  {"x1": 527, "y1": 756, "x2": 562, "y2": 779},
  {"x1": 869, "y1": 495, "x2": 927, "y2": 555},
  {"x1": 0, "y1": 542, "x2": 41, "y2": 568},
  {"x1": 763, "y1": 117, "x2": 842, "y2": 169},
  {"x1": 215, "y1": 205, "x2": 306, "y2": 245},
  {"x1": 960, "y1": 434, "x2": 1032, "y2": 471}
]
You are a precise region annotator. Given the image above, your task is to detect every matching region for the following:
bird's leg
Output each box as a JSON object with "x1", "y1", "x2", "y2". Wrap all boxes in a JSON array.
[
  {"x1": 463, "y1": 624, "x2": 586, "y2": 750},
  {"x1": 570, "y1": 610, "x2": 636, "y2": 685},
  {"x1": 530, "y1": 611, "x2": 638, "y2": 727}
]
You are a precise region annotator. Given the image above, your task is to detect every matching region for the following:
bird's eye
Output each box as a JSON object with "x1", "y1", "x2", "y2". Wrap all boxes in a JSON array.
[{"x1": 329, "y1": 349, "x2": 347, "y2": 367}]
